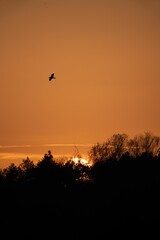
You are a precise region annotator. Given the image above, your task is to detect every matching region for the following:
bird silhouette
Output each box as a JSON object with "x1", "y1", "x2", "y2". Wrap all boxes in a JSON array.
[{"x1": 49, "y1": 73, "x2": 56, "y2": 81}]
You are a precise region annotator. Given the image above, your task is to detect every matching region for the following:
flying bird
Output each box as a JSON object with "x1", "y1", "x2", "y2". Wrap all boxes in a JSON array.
[{"x1": 49, "y1": 73, "x2": 56, "y2": 81}]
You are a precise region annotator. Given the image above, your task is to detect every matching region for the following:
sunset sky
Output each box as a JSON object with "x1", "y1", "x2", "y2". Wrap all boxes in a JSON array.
[{"x1": 0, "y1": 0, "x2": 160, "y2": 168}]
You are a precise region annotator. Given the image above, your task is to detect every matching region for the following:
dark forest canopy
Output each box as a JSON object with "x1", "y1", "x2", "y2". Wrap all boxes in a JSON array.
[{"x1": 0, "y1": 132, "x2": 160, "y2": 239}]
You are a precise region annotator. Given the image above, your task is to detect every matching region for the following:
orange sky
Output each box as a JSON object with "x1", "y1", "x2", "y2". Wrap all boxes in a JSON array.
[{"x1": 0, "y1": 0, "x2": 160, "y2": 168}]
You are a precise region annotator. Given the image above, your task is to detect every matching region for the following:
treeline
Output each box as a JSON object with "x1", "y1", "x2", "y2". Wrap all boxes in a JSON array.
[
  {"x1": 89, "y1": 132, "x2": 160, "y2": 163},
  {"x1": 0, "y1": 132, "x2": 160, "y2": 239}
]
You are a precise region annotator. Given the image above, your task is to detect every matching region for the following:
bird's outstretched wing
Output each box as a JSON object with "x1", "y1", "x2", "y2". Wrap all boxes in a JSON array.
[{"x1": 49, "y1": 73, "x2": 56, "y2": 81}]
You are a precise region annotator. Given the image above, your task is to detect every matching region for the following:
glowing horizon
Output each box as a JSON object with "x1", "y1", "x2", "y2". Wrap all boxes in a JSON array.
[
  {"x1": 1, "y1": 0, "x2": 160, "y2": 168},
  {"x1": 0, "y1": 142, "x2": 92, "y2": 169}
]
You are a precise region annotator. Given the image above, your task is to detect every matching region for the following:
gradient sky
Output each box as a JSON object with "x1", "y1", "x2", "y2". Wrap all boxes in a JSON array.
[{"x1": 0, "y1": 0, "x2": 160, "y2": 168}]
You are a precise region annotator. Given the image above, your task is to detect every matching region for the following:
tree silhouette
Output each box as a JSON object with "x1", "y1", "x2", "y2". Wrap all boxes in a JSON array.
[
  {"x1": 3, "y1": 163, "x2": 21, "y2": 182},
  {"x1": 128, "y1": 132, "x2": 160, "y2": 157},
  {"x1": 89, "y1": 133, "x2": 128, "y2": 163},
  {"x1": 0, "y1": 133, "x2": 160, "y2": 239}
]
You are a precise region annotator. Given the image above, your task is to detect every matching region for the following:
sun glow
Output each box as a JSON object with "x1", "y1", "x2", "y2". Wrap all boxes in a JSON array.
[{"x1": 71, "y1": 157, "x2": 91, "y2": 166}]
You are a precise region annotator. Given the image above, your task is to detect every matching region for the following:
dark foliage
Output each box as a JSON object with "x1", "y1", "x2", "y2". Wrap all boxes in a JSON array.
[{"x1": 0, "y1": 135, "x2": 160, "y2": 239}]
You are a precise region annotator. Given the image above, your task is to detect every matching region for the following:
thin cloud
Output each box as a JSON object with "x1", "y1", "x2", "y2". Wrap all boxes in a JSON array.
[
  {"x1": 0, "y1": 152, "x2": 42, "y2": 169},
  {"x1": 0, "y1": 145, "x2": 32, "y2": 149},
  {"x1": 42, "y1": 143, "x2": 93, "y2": 147},
  {"x1": 0, "y1": 143, "x2": 93, "y2": 149},
  {"x1": 0, "y1": 152, "x2": 42, "y2": 160}
]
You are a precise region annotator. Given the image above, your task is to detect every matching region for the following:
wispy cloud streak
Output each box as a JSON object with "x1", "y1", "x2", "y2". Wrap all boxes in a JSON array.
[
  {"x1": 0, "y1": 145, "x2": 32, "y2": 148},
  {"x1": 0, "y1": 143, "x2": 93, "y2": 149}
]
